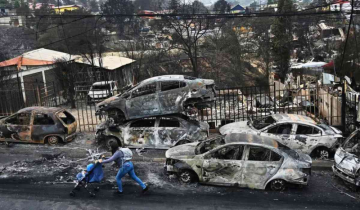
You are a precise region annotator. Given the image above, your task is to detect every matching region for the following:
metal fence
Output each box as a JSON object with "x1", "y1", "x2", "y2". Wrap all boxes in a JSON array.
[
  {"x1": 198, "y1": 83, "x2": 344, "y2": 130},
  {"x1": 73, "y1": 82, "x2": 347, "y2": 133},
  {"x1": 0, "y1": 80, "x2": 353, "y2": 134},
  {"x1": 0, "y1": 81, "x2": 66, "y2": 117}
]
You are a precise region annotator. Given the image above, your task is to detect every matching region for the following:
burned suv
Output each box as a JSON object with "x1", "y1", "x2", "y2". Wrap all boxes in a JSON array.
[{"x1": 96, "y1": 75, "x2": 216, "y2": 123}]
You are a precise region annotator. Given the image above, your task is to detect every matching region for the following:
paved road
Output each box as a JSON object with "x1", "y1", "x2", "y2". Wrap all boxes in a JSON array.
[{"x1": 0, "y1": 169, "x2": 360, "y2": 210}]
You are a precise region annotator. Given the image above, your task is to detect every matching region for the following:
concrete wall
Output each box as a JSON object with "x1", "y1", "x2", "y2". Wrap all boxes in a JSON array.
[{"x1": 318, "y1": 88, "x2": 342, "y2": 126}]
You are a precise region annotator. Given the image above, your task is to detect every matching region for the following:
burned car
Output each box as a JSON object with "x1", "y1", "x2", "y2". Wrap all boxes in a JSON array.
[
  {"x1": 333, "y1": 129, "x2": 360, "y2": 188},
  {"x1": 0, "y1": 107, "x2": 77, "y2": 145},
  {"x1": 165, "y1": 133, "x2": 312, "y2": 190},
  {"x1": 220, "y1": 114, "x2": 343, "y2": 159},
  {"x1": 96, "y1": 75, "x2": 216, "y2": 123},
  {"x1": 96, "y1": 115, "x2": 209, "y2": 149}
]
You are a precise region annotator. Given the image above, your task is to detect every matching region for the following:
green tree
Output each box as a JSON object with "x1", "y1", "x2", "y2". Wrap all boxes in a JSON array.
[
  {"x1": 213, "y1": 0, "x2": 230, "y2": 13},
  {"x1": 14, "y1": 0, "x2": 20, "y2": 8},
  {"x1": 0, "y1": 0, "x2": 10, "y2": 7},
  {"x1": 272, "y1": 0, "x2": 294, "y2": 82}
]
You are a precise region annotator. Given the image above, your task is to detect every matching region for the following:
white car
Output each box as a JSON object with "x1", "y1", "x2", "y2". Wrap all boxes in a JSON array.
[
  {"x1": 165, "y1": 133, "x2": 312, "y2": 191},
  {"x1": 333, "y1": 129, "x2": 360, "y2": 188},
  {"x1": 220, "y1": 114, "x2": 343, "y2": 159},
  {"x1": 87, "y1": 81, "x2": 118, "y2": 104}
]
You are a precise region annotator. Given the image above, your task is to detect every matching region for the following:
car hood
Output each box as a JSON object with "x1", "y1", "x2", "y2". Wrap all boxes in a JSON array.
[
  {"x1": 334, "y1": 147, "x2": 360, "y2": 174},
  {"x1": 96, "y1": 95, "x2": 119, "y2": 108},
  {"x1": 219, "y1": 121, "x2": 253, "y2": 135},
  {"x1": 165, "y1": 142, "x2": 199, "y2": 158},
  {"x1": 198, "y1": 78, "x2": 215, "y2": 85}
]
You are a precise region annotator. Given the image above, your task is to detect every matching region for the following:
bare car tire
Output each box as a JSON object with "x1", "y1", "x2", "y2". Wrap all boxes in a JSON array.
[
  {"x1": 270, "y1": 179, "x2": 286, "y2": 191},
  {"x1": 179, "y1": 170, "x2": 197, "y2": 184},
  {"x1": 47, "y1": 136, "x2": 59, "y2": 146},
  {"x1": 313, "y1": 147, "x2": 330, "y2": 160},
  {"x1": 105, "y1": 137, "x2": 119, "y2": 150}
]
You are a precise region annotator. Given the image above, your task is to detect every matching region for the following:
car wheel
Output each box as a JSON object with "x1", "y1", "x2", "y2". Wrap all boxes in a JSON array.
[
  {"x1": 270, "y1": 179, "x2": 286, "y2": 191},
  {"x1": 47, "y1": 136, "x2": 59, "y2": 145},
  {"x1": 179, "y1": 170, "x2": 196, "y2": 184},
  {"x1": 105, "y1": 137, "x2": 119, "y2": 150},
  {"x1": 315, "y1": 148, "x2": 330, "y2": 160}
]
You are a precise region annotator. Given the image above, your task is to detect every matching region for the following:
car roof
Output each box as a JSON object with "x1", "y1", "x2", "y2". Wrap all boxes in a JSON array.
[
  {"x1": 225, "y1": 133, "x2": 279, "y2": 148},
  {"x1": 141, "y1": 75, "x2": 186, "y2": 83},
  {"x1": 17, "y1": 106, "x2": 64, "y2": 114},
  {"x1": 272, "y1": 114, "x2": 316, "y2": 124},
  {"x1": 92, "y1": 81, "x2": 115, "y2": 85}
]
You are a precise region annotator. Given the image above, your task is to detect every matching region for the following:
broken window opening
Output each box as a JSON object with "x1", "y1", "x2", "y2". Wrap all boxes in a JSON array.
[
  {"x1": 132, "y1": 83, "x2": 157, "y2": 98},
  {"x1": 160, "y1": 81, "x2": 186, "y2": 92},
  {"x1": 296, "y1": 125, "x2": 321, "y2": 135},
  {"x1": 130, "y1": 119, "x2": 156, "y2": 127},
  {"x1": 344, "y1": 130, "x2": 360, "y2": 156},
  {"x1": 267, "y1": 124, "x2": 292, "y2": 135},
  {"x1": 159, "y1": 118, "x2": 180, "y2": 127},
  {"x1": 252, "y1": 116, "x2": 275, "y2": 130},
  {"x1": 34, "y1": 114, "x2": 55, "y2": 125},
  {"x1": 5, "y1": 112, "x2": 31, "y2": 125},
  {"x1": 248, "y1": 146, "x2": 281, "y2": 161},
  {"x1": 196, "y1": 136, "x2": 225, "y2": 155},
  {"x1": 57, "y1": 111, "x2": 75, "y2": 125},
  {"x1": 211, "y1": 145, "x2": 244, "y2": 160}
]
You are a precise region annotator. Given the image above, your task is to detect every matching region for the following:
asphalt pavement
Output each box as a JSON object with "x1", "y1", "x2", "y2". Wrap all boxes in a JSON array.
[{"x1": 0, "y1": 134, "x2": 359, "y2": 209}]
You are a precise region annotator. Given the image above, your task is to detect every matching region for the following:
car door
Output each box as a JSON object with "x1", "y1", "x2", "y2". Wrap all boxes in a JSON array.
[
  {"x1": 125, "y1": 82, "x2": 160, "y2": 119},
  {"x1": 242, "y1": 145, "x2": 283, "y2": 189},
  {"x1": 31, "y1": 112, "x2": 57, "y2": 142},
  {"x1": 261, "y1": 123, "x2": 295, "y2": 147},
  {"x1": 201, "y1": 144, "x2": 245, "y2": 186},
  {"x1": 157, "y1": 117, "x2": 187, "y2": 147},
  {"x1": 158, "y1": 80, "x2": 188, "y2": 114},
  {"x1": 293, "y1": 124, "x2": 322, "y2": 152},
  {"x1": 123, "y1": 118, "x2": 157, "y2": 147},
  {"x1": 1, "y1": 111, "x2": 33, "y2": 142}
]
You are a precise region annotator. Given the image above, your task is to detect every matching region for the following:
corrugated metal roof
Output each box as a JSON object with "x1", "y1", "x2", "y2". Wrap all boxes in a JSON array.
[
  {"x1": 0, "y1": 48, "x2": 74, "y2": 68},
  {"x1": 75, "y1": 56, "x2": 135, "y2": 70}
]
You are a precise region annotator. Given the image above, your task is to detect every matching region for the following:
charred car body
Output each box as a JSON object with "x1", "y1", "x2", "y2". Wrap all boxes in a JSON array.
[
  {"x1": 96, "y1": 115, "x2": 209, "y2": 149},
  {"x1": 96, "y1": 75, "x2": 216, "y2": 123},
  {"x1": 0, "y1": 107, "x2": 77, "y2": 145},
  {"x1": 333, "y1": 129, "x2": 360, "y2": 188},
  {"x1": 220, "y1": 114, "x2": 343, "y2": 159},
  {"x1": 165, "y1": 133, "x2": 312, "y2": 190}
]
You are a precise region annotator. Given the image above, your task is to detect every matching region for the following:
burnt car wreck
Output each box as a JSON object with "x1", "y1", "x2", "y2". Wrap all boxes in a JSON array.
[
  {"x1": 96, "y1": 115, "x2": 209, "y2": 149},
  {"x1": 333, "y1": 129, "x2": 360, "y2": 189},
  {"x1": 0, "y1": 107, "x2": 77, "y2": 145},
  {"x1": 165, "y1": 133, "x2": 312, "y2": 191},
  {"x1": 95, "y1": 75, "x2": 216, "y2": 123},
  {"x1": 220, "y1": 114, "x2": 343, "y2": 159}
]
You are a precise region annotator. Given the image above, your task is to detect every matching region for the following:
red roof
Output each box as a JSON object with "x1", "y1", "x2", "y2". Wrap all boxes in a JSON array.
[{"x1": 0, "y1": 56, "x2": 55, "y2": 69}]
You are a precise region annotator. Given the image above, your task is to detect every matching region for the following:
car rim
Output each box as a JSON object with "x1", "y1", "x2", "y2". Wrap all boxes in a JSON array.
[
  {"x1": 319, "y1": 150, "x2": 329, "y2": 160},
  {"x1": 48, "y1": 136, "x2": 58, "y2": 145},
  {"x1": 180, "y1": 171, "x2": 191, "y2": 183},
  {"x1": 271, "y1": 180, "x2": 285, "y2": 191}
]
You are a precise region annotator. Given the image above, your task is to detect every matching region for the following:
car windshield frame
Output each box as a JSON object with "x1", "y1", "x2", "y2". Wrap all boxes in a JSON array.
[
  {"x1": 92, "y1": 84, "x2": 111, "y2": 91},
  {"x1": 278, "y1": 142, "x2": 300, "y2": 159},
  {"x1": 317, "y1": 124, "x2": 335, "y2": 135},
  {"x1": 250, "y1": 116, "x2": 276, "y2": 130}
]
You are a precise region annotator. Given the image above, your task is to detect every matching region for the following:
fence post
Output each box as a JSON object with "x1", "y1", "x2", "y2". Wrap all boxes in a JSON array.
[
  {"x1": 273, "y1": 82, "x2": 276, "y2": 114},
  {"x1": 53, "y1": 81, "x2": 57, "y2": 107},
  {"x1": 341, "y1": 81, "x2": 346, "y2": 133},
  {"x1": 37, "y1": 81, "x2": 42, "y2": 106}
]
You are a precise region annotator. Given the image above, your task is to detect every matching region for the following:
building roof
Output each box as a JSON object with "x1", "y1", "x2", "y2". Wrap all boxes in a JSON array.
[
  {"x1": 273, "y1": 114, "x2": 316, "y2": 124},
  {"x1": 75, "y1": 56, "x2": 135, "y2": 70},
  {"x1": 54, "y1": 5, "x2": 80, "y2": 9},
  {"x1": 231, "y1": 4, "x2": 245, "y2": 11},
  {"x1": 225, "y1": 133, "x2": 279, "y2": 148},
  {"x1": 0, "y1": 48, "x2": 74, "y2": 68}
]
